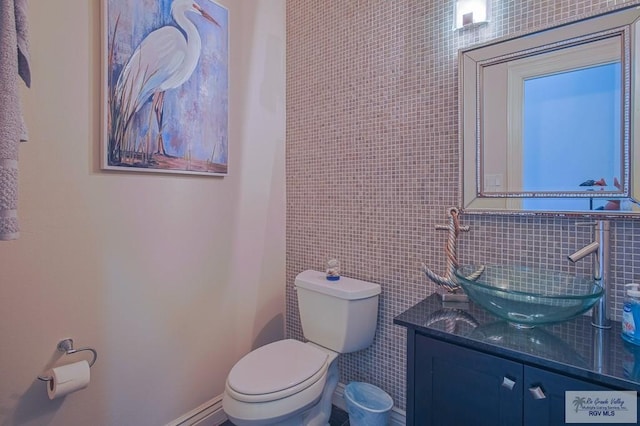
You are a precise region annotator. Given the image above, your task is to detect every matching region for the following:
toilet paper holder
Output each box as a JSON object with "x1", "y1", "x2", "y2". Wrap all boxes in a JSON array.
[{"x1": 37, "y1": 338, "x2": 98, "y2": 382}]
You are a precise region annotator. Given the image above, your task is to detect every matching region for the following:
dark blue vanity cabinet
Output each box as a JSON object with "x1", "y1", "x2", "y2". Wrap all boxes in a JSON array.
[
  {"x1": 395, "y1": 295, "x2": 640, "y2": 426},
  {"x1": 412, "y1": 331, "x2": 614, "y2": 426}
]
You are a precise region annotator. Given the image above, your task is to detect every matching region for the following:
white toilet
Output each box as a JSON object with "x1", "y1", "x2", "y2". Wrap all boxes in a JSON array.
[{"x1": 222, "y1": 269, "x2": 381, "y2": 426}]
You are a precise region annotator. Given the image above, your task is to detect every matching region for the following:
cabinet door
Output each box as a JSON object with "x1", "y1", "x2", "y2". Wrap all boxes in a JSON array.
[
  {"x1": 414, "y1": 334, "x2": 523, "y2": 426},
  {"x1": 524, "y1": 366, "x2": 611, "y2": 426}
]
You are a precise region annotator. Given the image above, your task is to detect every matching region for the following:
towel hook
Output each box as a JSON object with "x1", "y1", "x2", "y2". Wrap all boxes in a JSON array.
[{"x1": 37, "y1": 338, "x2": 98, "y2": 382}]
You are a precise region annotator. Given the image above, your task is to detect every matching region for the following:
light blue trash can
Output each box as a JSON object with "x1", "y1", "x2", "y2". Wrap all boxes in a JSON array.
[{"x1": 344, "y1": 382, "x2": 393, "y2": 426}]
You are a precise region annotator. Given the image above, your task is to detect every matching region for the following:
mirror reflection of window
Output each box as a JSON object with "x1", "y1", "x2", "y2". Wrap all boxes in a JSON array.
[{"x1": 522, "y1": 62, "x2": 621, "y2": 211}]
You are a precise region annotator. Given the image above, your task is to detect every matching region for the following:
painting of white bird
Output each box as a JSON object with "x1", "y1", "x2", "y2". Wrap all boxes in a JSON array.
[{"x1": 104, "y1": 0, "x2": 228, "y2": 175}]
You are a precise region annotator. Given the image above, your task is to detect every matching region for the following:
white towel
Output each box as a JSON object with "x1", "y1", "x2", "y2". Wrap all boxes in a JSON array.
[{"x1": 0, "y1": 0, "x2": 30, "y2": 241}]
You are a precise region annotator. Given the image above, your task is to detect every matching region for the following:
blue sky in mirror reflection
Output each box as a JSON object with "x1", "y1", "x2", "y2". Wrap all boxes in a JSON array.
[{"x1": 522, "y1": 62, "x2": 621, "y2": 211}]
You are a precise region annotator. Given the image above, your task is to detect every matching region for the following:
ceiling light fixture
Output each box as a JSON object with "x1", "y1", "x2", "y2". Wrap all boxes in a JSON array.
[{"x1": 454, "y1": 0, "x2": 489, "y2": 30}]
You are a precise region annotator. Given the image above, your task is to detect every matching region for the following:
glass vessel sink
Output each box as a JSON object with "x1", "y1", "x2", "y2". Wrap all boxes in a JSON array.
[{"x1": 454, "y1": 265, "x2": 603, "y2": 328}]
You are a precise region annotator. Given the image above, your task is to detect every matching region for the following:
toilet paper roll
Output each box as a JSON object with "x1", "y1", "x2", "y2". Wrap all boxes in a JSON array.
[{"x1": 46, "y1": 360, "x2": 90, "y2": 400}]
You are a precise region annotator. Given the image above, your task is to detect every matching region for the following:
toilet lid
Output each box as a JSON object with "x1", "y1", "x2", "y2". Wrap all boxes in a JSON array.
[{"x1": 227, "y1": 339, "x2": 329, "y2": 396}]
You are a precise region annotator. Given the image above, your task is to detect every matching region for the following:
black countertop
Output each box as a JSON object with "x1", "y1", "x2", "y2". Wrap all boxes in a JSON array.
[{"x1": 394, "y1": 293, "x2": 640, "y2": 391}]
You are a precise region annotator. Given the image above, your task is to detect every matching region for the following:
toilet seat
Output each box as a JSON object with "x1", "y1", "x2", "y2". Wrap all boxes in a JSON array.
[{"x1": 226, "y1": 339, "x2": 330, "y2": 403}]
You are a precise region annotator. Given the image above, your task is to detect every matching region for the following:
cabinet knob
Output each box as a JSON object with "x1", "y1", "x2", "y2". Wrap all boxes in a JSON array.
[
  {"x1": 501, "y1": 377, "x2": 516, "y2": 390},
  {"x1": 529, "y1": 386, "x2": 547, "y2": 399}
]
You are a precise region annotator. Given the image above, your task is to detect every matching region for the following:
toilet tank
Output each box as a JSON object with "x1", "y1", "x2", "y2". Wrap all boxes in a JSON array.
[{"x1": 295, "y1": 270, "x2": 381, "y2": 353}]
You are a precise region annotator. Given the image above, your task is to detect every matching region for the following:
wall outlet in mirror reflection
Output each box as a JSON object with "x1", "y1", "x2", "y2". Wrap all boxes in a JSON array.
[{"x1": 484, "y1": 174, "x2": 503, "y2": 192}]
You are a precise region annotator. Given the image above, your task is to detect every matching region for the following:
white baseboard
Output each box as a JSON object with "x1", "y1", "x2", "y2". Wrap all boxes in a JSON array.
[
  {"x1": 332, "y1": 382, "x2": 406, "y2": 426},
  {"x1": 169, "y1": 382, "x2": 407, "y2": 426},
  {"x1": 165, "y1": 394, "x2": 227, "y2": 426}
]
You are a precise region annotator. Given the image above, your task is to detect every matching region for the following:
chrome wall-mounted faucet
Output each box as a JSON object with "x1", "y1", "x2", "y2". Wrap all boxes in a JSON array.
[{"x1": 567, "y1": 220, "x2": 611, "y2": 329}]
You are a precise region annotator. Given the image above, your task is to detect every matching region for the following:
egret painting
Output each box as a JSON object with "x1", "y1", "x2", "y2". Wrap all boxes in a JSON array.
[{"x1": 103, "y1": 0, "x2": 228, "y2": 176}]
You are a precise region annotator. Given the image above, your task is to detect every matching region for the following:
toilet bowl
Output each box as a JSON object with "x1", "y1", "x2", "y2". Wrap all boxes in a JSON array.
[
  {"x1": 223, "y1": 270, "x2": 381, "y2": 426},
  {"x1": 223, "y1": 339, "x2": 339, "y2": 426}
]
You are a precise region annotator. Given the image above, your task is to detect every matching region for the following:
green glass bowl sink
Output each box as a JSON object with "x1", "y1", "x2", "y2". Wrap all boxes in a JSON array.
[{"x1": 454, "y1": 265, "x2": 604, "y2": 328}]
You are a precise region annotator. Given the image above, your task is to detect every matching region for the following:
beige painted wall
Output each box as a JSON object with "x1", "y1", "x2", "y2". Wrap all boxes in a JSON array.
[{"x1": 0, "y1": 1, "x2": 285, "y2": 425}]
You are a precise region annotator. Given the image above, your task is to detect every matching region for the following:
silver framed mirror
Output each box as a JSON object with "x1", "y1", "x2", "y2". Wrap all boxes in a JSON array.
[{"x1": 459, "y1": 5, "x2": 640, "y2": 216}]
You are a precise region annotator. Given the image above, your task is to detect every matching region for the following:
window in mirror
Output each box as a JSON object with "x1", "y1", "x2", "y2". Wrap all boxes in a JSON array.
[
  {"x1": 481, "y1": 36, "x2": 623, "y2": 195},
  {"x1": 521, "y1": 62, "x2": 622, "y2": 211}
]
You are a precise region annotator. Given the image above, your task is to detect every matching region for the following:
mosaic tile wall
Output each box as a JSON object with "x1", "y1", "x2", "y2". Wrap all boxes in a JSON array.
[{"x1": 286, "y1": 0, "x2": 640, "y2": 412}]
